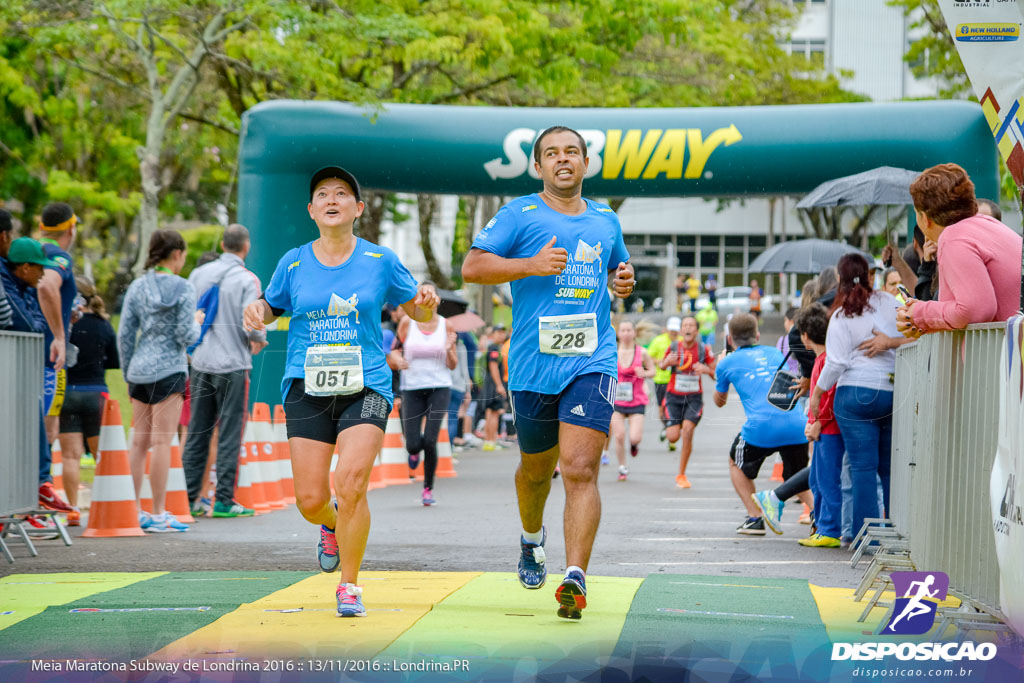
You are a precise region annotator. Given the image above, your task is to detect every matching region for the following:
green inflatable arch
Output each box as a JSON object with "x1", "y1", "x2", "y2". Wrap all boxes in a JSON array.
[{"x1": 238, "y1": 100, "x2": 998, "y2": 404}]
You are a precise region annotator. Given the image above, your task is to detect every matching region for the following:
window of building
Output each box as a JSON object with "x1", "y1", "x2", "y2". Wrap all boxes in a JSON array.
[
  {"x1": 724, "y1": 250, "x2": 744, "y2": 268},
  {"x1": 700, "y1": 251, "x2": 719, "y2": 268},
  {"x1": 788, "y1": 39, "x2": 827, "y2": 68},
  {"x1": 649, "y1": 234, "x2": 673, "y2": 246},
  {"x1": 749, "y1": 236, "x2": 767, "y2": 248},
  {"x1": 624, "y1": 234, "x2": 646, "y2": 247},
  {"x1": 725, "y1": 235, "x2": 745, "y2": 247},
  {"x1": 677, "y1": 252, "x2": 696, "y2": 268},
  {"x1": 677, "y1": 235, "x2": 696, "y2": 247}
]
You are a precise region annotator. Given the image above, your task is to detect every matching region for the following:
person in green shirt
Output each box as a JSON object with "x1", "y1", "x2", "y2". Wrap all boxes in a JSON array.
[
  {"x1": 696, "y1": 302, "x2": 718, "y2": 349},
  {"x1": 646, "y1": 316, "x2": 681, "y2": 450}
]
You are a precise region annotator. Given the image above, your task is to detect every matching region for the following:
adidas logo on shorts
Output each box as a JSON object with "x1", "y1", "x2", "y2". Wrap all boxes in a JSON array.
[{"x1": 571, "y1": 405, "x2": 586, "y2": 417}]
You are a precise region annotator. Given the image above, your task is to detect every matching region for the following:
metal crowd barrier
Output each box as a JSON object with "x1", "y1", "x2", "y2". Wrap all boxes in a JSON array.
[
  {"x1": 890, "y1": 322, "x2": 1004, "y2": 617},
  {"x1": 0, "y1": 330, "x2": 43, "y2": 518}
]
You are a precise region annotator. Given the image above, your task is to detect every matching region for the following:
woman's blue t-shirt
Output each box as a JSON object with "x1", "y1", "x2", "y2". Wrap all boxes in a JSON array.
[{"x1": 263, "y1": 239, "x2": 418, "y2": 404}]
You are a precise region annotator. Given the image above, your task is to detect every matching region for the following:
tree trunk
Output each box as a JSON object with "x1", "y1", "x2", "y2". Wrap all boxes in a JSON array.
[
  {"x1": 133, "y1": 112, "x2": 166, "y2": 273},
  {"x1": 417, "y1": 193, "x2": 453, "y2": 289}
]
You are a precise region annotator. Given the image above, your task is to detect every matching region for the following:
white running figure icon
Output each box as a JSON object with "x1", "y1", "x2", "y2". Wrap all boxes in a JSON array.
[{"x1": 887, "y1": 574, "x2": 939, "y2": 632}]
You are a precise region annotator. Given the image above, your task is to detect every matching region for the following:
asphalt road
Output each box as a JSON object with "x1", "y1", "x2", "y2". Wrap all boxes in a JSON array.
[{"x1": 2, "y1": 374, "x2": 865, "y2": 589}]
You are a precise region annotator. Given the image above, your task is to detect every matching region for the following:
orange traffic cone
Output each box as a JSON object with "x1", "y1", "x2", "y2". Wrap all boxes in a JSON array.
[
  {"x1": 50, "y1": 438, "x2": 67, "y2": 501},
  {"x1": 83, "y1": 400, "x2": 144, "y2": 537},
  {"x1": 233, "y1": 443, "x2": 261, "y2": 514},
  {"x1": 273, "y1": 405, "x2": 295, "y2": 504},
  {"x1": 379, "y1": 405, "x2": 410, "y2": 485},
  {"x1": 770, "y1": 454, "x2": 784, "y2": 482},
  {"x1": 164, "y1": 434, "x2": 194, "y2": 523},
  {"x1": 243, "y1": 419, "x2": 270, "y2": 514},
  {"x1": 252, "y1": 403, "x2": 285, "y2": 510},
  {"x1": 435, "y1": 425, "x2": 457, "y2": 479}
]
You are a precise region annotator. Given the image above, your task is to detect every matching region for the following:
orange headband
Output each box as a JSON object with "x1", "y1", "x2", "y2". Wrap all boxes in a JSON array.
[{"x1": 40, "y1": 215, "x2": 77, "y2": 232}]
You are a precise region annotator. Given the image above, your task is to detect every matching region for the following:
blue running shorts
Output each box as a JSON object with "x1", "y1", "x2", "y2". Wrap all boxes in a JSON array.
[{"x1": 510, "y1": 373, "x2": 615, "y2": 454}]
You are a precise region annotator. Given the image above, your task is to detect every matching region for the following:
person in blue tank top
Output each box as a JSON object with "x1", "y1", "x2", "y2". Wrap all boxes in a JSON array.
[
  {"x1": 244, "y1": 166, "x2": 439, "y2": 618},
  {"x1": 712, "y1": 312, "x2": 810, "y2": 536},
  {"x1": 463, "y1": 126, "x2": 635, "y2": 620}
]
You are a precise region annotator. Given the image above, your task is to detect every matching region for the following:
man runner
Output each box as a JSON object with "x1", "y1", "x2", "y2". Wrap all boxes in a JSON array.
[
  {"x1": 462, "y1": 125, "x2": 635, "y2": 620},
  {"x1": 647, "y1": 316, "x2": 680, "y2": 451}
]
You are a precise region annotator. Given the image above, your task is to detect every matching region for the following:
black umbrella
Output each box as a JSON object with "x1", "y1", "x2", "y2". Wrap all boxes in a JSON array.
[
  {"x1": 748, "y1": 239, "x2": 873, "y2": 274},
  {"x1": 437, "y1": 289, "x2": 469, "y2": 318},
  {"x1": 796, "y1": 166, "x2": 920, "y2": 209}
]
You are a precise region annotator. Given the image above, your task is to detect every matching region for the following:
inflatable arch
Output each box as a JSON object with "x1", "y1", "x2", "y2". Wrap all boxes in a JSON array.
[{"x1": 238, "y1": 100, "x2": 998, "y2": 403}]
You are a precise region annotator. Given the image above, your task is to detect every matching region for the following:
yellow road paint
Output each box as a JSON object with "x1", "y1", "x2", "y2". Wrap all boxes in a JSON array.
[
  {"x1": 809, "y1": 584, "x2": 961, "y2": 641},
  {"x1": 378, "y1": 572, "x2": 643, "y2": 664},
  {"x1": 0, "y1": 572, "x2": 166, "y2": 630},
  {"x1": 149, "y1": 571, "x2": 480, "y2": 660}
]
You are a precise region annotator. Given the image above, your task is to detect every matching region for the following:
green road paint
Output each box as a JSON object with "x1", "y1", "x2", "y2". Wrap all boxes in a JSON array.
[
  {"x1": 614, "y1": 573, "x2": 831, "y2": 668},
  {"x1": 0, "y1": 572, "x2": 165, "y2": 631},
  {"x1": 151, "y1": 571, "x2": 479, "y2": 661},
  {"x1": 0, "y1": 571, "x2": 307, "y2": 661},
  {"x1": 377, "y1": 572, "x2": 642, "y2": 667}
]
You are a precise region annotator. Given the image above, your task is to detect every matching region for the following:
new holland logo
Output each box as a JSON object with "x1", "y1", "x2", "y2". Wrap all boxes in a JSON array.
[{"x1": 327, "y1": 293, "x2": 359, "y2": 322}]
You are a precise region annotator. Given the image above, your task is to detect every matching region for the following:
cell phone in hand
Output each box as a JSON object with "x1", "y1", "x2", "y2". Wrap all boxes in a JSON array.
[{"x1": 896, "y1": 284, "x2": 912, "y2": 301}]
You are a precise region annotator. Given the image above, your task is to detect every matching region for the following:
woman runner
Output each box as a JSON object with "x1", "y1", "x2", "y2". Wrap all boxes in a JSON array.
[
  {"x1": 610, "y1": 320, "x2": 655, "y2": 481},
  {"x1": 244, "y1": 167, "x2": 438, "y2": 617},
  {"x1": 392, "y1": 282, "x2": 457, "y2": 506}
]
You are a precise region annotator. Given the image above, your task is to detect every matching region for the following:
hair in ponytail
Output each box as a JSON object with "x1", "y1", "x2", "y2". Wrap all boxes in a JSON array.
[
  {"x1": 74, "y1": 274, "x2": 108, "y2": 319},
  {"x1": 831, "y1": 253, "x2": 873, "y2": 318},
  {"x1": 145, "y1": 229, "x2": 186, "y2": 270}
]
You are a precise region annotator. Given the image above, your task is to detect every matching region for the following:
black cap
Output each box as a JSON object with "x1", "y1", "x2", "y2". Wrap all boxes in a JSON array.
[{"x1": 309, "y1": 166, "x2": 361, "y2": 201}]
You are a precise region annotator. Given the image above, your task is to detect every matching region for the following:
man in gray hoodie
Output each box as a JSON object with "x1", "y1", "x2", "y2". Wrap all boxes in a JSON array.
[{"x1": 182, "y1": 224, "x2": 266, "y2": 517}]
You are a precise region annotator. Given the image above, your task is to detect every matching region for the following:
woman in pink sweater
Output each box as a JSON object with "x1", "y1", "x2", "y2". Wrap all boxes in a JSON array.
[{"x1": 897, "y1": 163, "x2": 1022, "y2": 335}]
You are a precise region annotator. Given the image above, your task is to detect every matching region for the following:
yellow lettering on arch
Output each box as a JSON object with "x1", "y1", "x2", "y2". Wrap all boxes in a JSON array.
[
  {"x1": 685, "y1": 125, "x2": 742, "y2": 179},
  {"x1": 604, "y1": 129, "x2": 662, "y2": 180},
  {"x1": 642, "y1": 129, "x2": 687, "y2": 179}
]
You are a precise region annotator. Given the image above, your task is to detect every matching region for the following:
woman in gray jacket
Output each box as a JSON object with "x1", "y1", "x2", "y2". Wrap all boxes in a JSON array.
[{"x1": 118, "y1": 230, "x2": 202, "y2": 533}]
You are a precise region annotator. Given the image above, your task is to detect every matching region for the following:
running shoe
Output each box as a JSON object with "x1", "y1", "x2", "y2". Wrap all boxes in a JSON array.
[
  {"x1": 147, "y1": 512, "x2": 189, "y2": 533},
  {"x1": 139, "y1": 510, "x2": 154, "y2": 530},
  {"x1": 482, "y1": 441, "x2": 498, "y2": 452},
  {"x1": 213, "y1": 501, "x2": 254, "y2": 518},
  {"x1": 318, "y1": 524, "x2": 340, "y2": 572},
  {"x1": 552, "y1": 467, "x2": 560, "y2": 479},
  {"x1": 798, "y1": 534, "x2": 841, "y2": 548},
  {"x1": 736, "y1": 516, "x2": 766, "y2": 536},
  {"x1": 38, "y1": 482, "x2": 73, "y2": 513},
  {"x1": 66, "y1": 508, "x2": 81, "y2": 527},
  {"x1": 517, "y1": 527, "x2": 547, "y2": 589},
  {"x1": 422, "y1": 487, "x2": 435, "y2": 506},
  {"x1": 23, "y1": 515, "x2": 60, "y2": 540},
  {"x1": 751, "y1": 491, "x2": 784, "y2": 535},
  {"x1": 630, "y1": 444, "x2": 639, "y2": 458},
  {"x1": 408, "y1": 452, "x2": 420, "y2": 469},
  {"x1": 668, "y1": 440, "x2": 677, "y2": 452},
  {"x1": 336, "y1": 583, "x2": 366, "y2": 617},
  {"x1": 675, "y1": 474, "x2": 690, "y2": 489},
  {"x1": 659, "y1": 428, "x2": 666, "y2": 443},
  {"x1": 617, "y1": 466, "x2": 628, "y2": 481},
  {"x1": 555, "y1": 570, "x2": 587, "y2": 620},
  {"x1": 600, "y1": 453, "x2": 609, "y2": 466},
  {"x1": 80, "y1": 454, "x2": 96, "y2": 468}
]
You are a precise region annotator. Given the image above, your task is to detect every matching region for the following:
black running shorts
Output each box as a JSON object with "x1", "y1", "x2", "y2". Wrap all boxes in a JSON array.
[
  {"x1": 284, "y1": 379, "x2": 390, "y2": 445},
  {"x1": 664, "y1": 392, "x2": 703, "y2": 426},
  {"x1": 728, "y1": 433, "x2": 808, "y2": 481}
]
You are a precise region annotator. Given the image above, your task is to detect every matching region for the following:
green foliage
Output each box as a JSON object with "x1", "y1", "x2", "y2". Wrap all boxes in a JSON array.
[
  {"x1": 180, "y1": 224, "x2": 222, "y2": 277},
  {"x1": 889, "y1": 0, "x2": 970, "y2": 99},
  {"x1": 0, "y1": 0, "x2": 861, "y2": 299}
]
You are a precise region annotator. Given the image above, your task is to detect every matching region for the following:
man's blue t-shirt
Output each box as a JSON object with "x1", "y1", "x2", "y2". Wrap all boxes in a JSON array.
[
  {"x1": 715, "y1": 345, "x2": 807, "y2": 448},
  {"x1": 263, "y1": 239, "x2": 418, "y2": 404},
  {"x1": 41, "y1": 240, "x2": 76, "y2": 365},
  {"x1": 471, "y1": 194, "x2": 629, "y2": 395}
]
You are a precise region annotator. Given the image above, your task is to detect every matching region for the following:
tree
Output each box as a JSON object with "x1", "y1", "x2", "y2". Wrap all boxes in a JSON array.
[{"x1": 889, "y1": 0, "x2": 970, "y2": 99}]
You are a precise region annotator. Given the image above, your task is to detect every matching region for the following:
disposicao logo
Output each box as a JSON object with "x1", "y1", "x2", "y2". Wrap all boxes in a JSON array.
[{"x1": 831, "y1": 570, "x2": 998, "y2": 663}]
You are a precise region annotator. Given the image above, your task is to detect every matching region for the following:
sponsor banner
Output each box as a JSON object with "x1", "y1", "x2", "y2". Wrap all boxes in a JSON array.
[
  {"x1": 994, "y1": 316, "x2": 1024, "y2": 636},
  {"x1": 937, "y1": 0, "x2": 1024, "y2": 184}
]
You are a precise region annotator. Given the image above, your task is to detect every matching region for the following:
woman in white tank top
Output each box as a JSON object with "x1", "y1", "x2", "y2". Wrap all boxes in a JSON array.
[{"x1": 394, "y1": 283, "x2": 457, "y2": 505}]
